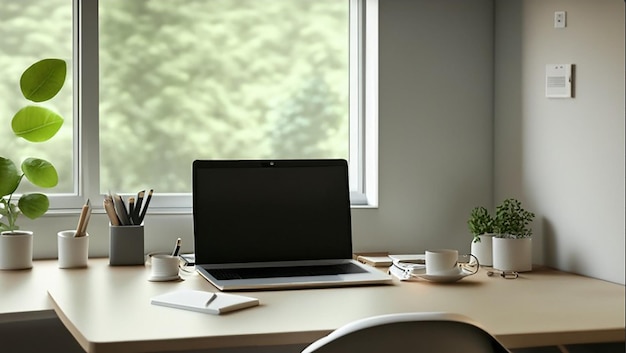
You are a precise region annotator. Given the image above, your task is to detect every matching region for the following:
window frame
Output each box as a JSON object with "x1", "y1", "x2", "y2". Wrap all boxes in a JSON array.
[{"x1": 48, "y1": 0, "x2": 378, "y2": 213}]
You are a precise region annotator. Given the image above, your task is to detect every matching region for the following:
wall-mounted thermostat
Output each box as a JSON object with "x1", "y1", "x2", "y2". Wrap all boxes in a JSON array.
[{"x1": 546, "y1": 64, "x2": 572, "y2": 98}]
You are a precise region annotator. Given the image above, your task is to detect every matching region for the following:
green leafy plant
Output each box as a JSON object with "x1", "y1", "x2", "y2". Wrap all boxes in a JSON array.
[
  {"x1": 467, "y1": 206, "x2": 494, "y2": 243},
  {"x1": 0, "y1": 58, "x2": 67, "y2": 233},
  {"x1": 493, "y1": 198, "x2": 535, "y2": 239}
]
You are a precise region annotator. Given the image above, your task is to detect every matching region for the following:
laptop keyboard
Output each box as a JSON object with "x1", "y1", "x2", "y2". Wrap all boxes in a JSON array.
[{"x1": 205, "y1": 263, "x2": 367, "y2": 280}]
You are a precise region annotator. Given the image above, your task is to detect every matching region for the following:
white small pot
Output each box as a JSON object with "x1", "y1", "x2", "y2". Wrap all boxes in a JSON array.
[
  {"x1": 58, "y1": 230, "x2": 89, "y2": 269},
  {"x1": 0, "y1": 231, "x2": 34, "y2": 270},
  {"x1": 492, "y1": 236, "x2": 532, "y2": 272},
  {"x1": 470, "y1": 234, "x2": 493, "y2": 267}
]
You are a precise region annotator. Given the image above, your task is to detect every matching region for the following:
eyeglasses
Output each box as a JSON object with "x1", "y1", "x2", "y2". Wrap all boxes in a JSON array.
[{"x1": 486, "y1": 270, "x2": 519, "y2": 279}]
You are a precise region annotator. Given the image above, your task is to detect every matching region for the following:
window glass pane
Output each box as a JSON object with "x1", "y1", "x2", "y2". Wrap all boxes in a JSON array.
[
  {"x1": 0, "y1": 0, "x2": 74, "y2": 194},
  {"x1": 99, "y1": 0, "x2": 350, "y2": 194}
]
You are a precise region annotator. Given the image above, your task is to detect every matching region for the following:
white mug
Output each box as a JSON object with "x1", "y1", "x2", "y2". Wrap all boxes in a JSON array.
[
  {"x1": 150, "y1": 254, "x2": 180, "y2": 280},
  {"x1": 425, "y1": 249, "x2": 461, "y2": 276}
]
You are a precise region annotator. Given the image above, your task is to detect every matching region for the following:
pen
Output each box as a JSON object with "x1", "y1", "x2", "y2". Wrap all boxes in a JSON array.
[
  {"x1": 137, "y1": 189, "x2": 153, "y2": 224},
  {"x1": 171, "y1": 238, "x2": 181, "y2": 257},
  {"x1": 132, "y1": 190, "x2": 145, "y2": 224},
  {"x1": 204, "y1": 293, "x2": 217, "y2": 307},
  {"x1": 128, "y1": 197, "x2": 135, "y2": 224}
]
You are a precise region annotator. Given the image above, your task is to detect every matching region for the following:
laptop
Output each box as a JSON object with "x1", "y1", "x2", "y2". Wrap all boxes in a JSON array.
[{"x1": 192, "y1": 159, "x2": 392, "y2": 291}]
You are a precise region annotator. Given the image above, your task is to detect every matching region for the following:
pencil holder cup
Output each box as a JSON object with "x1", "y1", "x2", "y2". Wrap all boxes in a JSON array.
[
  {"x1": 149, "y1": 254, "x2": 180, "y2": 281},
  {"x1": 57, "y1": 230, "x2": 89, "y2": 269},
  {"x1": 109, "y1": 224, "x2": 144, "y2": 266}
]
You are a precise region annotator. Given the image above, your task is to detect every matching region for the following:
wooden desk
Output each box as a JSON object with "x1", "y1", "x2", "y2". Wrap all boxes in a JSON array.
[
  {"x1": 2, "y1": 259, "x2": 624, "y2": 353},
  {"x1": 0, "y1": 260, "x2": 59, "y2": 322}
]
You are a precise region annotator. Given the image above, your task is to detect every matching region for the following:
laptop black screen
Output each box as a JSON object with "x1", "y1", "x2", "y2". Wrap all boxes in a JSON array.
[{"x1": 192, "y1": 159, "x2": 353, "y2": 265}]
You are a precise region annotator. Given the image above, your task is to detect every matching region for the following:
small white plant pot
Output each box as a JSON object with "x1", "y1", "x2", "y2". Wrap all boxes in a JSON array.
[
  {"x1": 492, "y1": 236, "x2": 532, "y2": 272},
  {"x1": 470, "y1": 234, "x2": 493, "y2": 267},
  {"x1": 58, "y1": 230, "x2": 89, "y2": 269},
  {"x1": 0, "y1": 231, "x2": 34, "y2": 270}
]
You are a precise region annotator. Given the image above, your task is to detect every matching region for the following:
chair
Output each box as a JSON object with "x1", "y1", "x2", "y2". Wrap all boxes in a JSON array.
[{"x1": 301, "y1": 312, "x2": 511, "y2": 353}]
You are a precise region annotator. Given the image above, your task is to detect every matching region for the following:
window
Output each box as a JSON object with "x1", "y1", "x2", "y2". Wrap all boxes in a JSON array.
[
  {"x1": 99, "y1": 0, "x2": 350, "y2": 194},
  {"x1": 2, "y1": 0, "x2": 377, "y2": 212}
]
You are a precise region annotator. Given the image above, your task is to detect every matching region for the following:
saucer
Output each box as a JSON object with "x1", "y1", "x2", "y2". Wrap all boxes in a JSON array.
[
  {"x1": 418, "y1": 269, "x2": 475, "y2": 283},
  {"x1": 148, "y1": 275, "x2": 182, "y2": 282}
]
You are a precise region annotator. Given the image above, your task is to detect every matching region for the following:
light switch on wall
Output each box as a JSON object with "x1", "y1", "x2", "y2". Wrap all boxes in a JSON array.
[{"x1": 554, "y1": 11, "x2": 566, "y2": 28}]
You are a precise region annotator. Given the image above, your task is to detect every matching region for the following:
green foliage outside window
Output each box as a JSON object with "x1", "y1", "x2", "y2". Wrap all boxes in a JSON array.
[
  {"x1": 99, "y1": 0, "x2": 350, "y2": 193},
  {"x1": 1, "y1": 1, "x2": 351, "y2": 197}
]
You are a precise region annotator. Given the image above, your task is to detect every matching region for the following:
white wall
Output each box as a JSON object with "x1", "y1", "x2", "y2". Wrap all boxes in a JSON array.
[
  {"x1": 354, "y1": 0, "x2": 495, "y2": 253},
  {"x1": 494, "y1": 0, "x2": 625, "y2": 284}
]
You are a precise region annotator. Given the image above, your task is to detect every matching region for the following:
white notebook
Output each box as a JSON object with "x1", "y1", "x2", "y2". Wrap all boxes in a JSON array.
[{"x1": 151, "y1": 290, "x2": 259, "y2": 315}]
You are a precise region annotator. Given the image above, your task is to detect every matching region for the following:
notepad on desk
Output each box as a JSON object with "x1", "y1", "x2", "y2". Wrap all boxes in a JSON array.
[
  {"x1": 151, "y1": 290, "x2": 259, "y2": 315},
  {"x1": 355, "y1": 254, "x2": 392, "y2": 267}
]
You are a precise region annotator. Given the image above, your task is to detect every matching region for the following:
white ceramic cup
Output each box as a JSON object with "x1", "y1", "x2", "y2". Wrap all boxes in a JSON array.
[
  {"x1": 425, "y1": 249, "x2": 461, "y2": 276},
  {"x1": 57, "y1": 230, "x2": 89, "y2": 269},
  {"x1": 150, "y1": 254, "x2": 180, "y2": 280}
]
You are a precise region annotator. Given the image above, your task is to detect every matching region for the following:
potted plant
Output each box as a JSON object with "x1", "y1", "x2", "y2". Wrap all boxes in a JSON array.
[
  {"x1": 467, "y1": 206, "x2": 494, "y2": 266},
  {"x1": 0, "y1": 58, "x2": 67, "y2": 270},
  {"x1": 492, "y1": 198, "x2": 535, "y2": 272}
]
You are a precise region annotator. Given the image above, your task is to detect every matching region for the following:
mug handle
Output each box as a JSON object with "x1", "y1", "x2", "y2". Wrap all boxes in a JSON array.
[{"x1": 459, "y1": 254, "x2": 480, "y2": 275}]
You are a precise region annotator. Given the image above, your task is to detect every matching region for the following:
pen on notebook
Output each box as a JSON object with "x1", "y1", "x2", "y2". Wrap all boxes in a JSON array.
[
  {"x1": 204, "y1": 293, "x2": 217, "y2": 307},
  {"x1": 103, "y1": 195, "x2": 121, "y2": 226},
  {"x1": 137, "y1": 189, "x2": 153, "y2": 224},
  {"x1": 171, "y1": 238, "x2": 181, "y2": 257}
]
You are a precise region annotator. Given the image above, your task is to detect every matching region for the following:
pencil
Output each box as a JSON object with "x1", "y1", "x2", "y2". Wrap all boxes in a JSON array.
[
  {"x1": 75, "y1": 199, "x2": 90, "y2": 237},
  {"x1": 113, "y1": 193, "x2": 131, "y2": 225},
  {"x1": 103, "y1": 196, "x2": 121, "y2": 226},
  {"x1": 79, "y1": 199, "x2": 92, "y2": 236}
]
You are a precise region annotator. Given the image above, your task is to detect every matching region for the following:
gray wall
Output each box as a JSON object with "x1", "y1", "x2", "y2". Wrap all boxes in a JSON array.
[
  {"x1": 494, "y1": 0, "x2": 625, "y2": 284},
  {"x1": 354, "y1": 0, "x2": 495, "y2": 253}
]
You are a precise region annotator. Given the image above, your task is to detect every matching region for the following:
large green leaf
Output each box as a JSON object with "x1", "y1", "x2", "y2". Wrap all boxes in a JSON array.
[
  {"x1": 20, "y1": 58, "x2": 67, "y2": 102},
  {"x1": 18, "y1": 193, "x2": 49, "y2": 219},
  {"x1": 11, "y1": 106, "x2": 64, "y2": 142},
  {"x1": 0, "y1": 157, "x2": 21, "y2": 197},
  {"x1": 21, "y1": 158, "x2": 58, "y2": 188}
]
